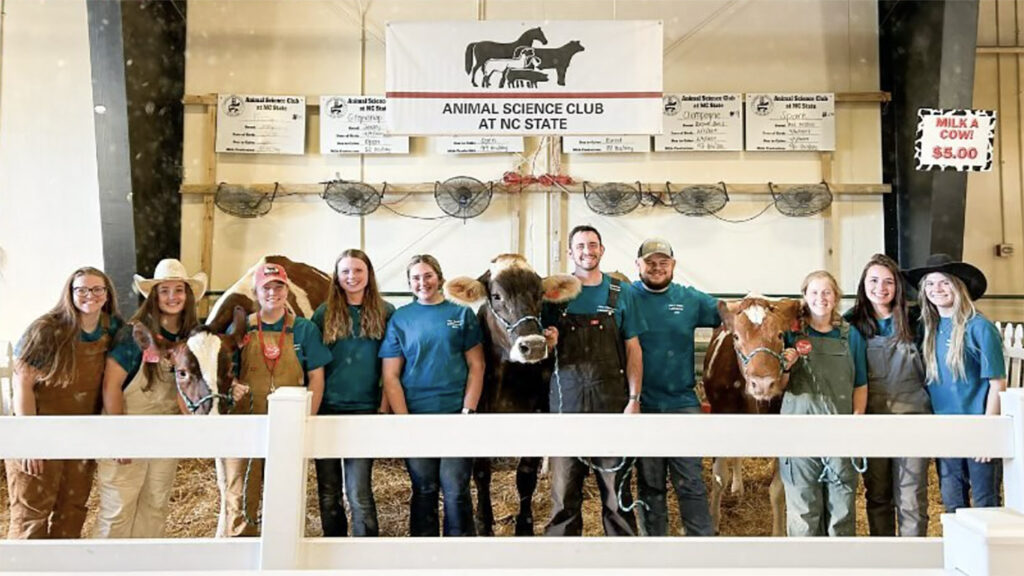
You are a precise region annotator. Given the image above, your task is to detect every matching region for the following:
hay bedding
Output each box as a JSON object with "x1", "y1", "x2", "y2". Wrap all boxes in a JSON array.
[{"x1": 1, "y1": 457, "x2": 948, "y2": 538}]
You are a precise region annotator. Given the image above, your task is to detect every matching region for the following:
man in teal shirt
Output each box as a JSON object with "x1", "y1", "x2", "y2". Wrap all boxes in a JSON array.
[{"x1": 632, "y1": 238, "x2": 719, "y2": 536}]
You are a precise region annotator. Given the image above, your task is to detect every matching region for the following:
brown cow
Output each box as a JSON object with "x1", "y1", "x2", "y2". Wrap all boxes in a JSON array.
[
  {"x1": 702, "y1": 296, "x2": 801, "y2": 536},
  {"x1": 206, "y1": 255, "x2": 331, "y2": 333},
  {"x1": 445, "y1": 254, "x2": 580, "y2": 536}
]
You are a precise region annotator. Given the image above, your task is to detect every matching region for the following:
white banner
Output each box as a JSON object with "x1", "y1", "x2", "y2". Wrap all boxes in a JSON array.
[
  {"x1": 215, "y1": 94, "x2": 305, "y2": 155},
  {"x1": 319, "y1": 96, "x2": 409, "y2": 155},
  {"x1": 744, "y1": 93, "x2": 835, "y2": 151},
  {"x1": 386, "y1": 20, "x2": 663, "y2": 135},
  {"x1": 915, "y1": 108, "x2": 996, "y2": 171}
]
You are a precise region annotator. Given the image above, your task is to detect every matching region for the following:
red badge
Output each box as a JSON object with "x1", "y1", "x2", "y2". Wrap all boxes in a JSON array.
[
  {"x1": 795, "y1": 339, "x2": 813, "y2": 356},
  {"x1": 142, "y1": 347, "x2": 160, "y2": 364},
  {"x1": 263, "y1": 343, "x2": 281, "y2": 360}
]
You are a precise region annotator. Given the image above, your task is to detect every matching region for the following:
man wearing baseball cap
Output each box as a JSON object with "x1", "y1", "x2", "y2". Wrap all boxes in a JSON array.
[{"x1": 632, "y1": 238, "x2": 720, "y2": 536}]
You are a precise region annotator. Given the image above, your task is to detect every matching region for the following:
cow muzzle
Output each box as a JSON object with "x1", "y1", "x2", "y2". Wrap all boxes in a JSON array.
[{"x1": 509, "y1": 334, "x2": 548, "y2": 364}]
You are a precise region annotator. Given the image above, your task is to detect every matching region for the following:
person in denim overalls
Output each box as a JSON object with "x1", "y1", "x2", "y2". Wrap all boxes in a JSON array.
[
  {"x1": 779, "y1": 270, "x2": 868, "y2": 537},
  {"x1": 845, "y1": 254, "x2": 931, "y2": 536},
  {"x1": 904, "y1": 254, "x2": 1006, "y2": 512},
  {"x1": 5, "y1": 267, "x2": 121, "y2": 539}
]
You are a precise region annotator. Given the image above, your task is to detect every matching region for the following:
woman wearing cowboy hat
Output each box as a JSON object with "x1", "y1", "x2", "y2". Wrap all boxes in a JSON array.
[
  {"x1": 93, "y1": 258, "x2": 206, "y2": 538},
  {"x1": 905, "y1": 253, "x2": 1007, "y2": 511}
]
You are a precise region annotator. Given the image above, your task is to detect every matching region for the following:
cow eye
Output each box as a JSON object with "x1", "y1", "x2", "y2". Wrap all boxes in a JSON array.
[{"x1": 176, "y1": 369, "x2": 188, "y2": 379}]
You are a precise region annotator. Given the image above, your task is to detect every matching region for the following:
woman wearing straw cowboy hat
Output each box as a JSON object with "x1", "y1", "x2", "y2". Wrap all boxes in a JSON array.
[
  {"x1": 904, "y1": 253, "x2": 1006, "y2": 512},
  {"x1": 93, "y1": 258, "x2": 206, "y2": 538}
]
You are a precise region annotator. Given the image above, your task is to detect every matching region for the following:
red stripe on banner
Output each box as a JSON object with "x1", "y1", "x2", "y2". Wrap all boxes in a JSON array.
[{"x1": 386, "y1": 91, "x2": 663, "y2": 99}]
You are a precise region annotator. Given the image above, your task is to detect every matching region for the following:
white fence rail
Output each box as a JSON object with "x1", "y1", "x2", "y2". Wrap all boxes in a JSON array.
[
  {"x1": 997, "y1": 322, "x2": 1024, "y2": 389},
  {"x1": 1, "y1": 388, "x2": 1024, "y2": 574}
]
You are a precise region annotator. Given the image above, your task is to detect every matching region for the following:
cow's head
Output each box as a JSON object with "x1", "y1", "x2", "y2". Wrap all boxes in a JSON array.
[
  {"x1": 446, "y1": 254, "x2": 581, "y2": 363},
  {"x1": 135, "y1": 306, "x2": 247, "y2": 415},
  {"x1": 718, "y1": 296, "x2": 802, "y2": 401}
]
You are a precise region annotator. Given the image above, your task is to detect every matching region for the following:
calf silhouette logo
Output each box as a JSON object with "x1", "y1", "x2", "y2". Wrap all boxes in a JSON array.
[{"x1": 465, "y1": 28, "x2": 585, "y2": 89}]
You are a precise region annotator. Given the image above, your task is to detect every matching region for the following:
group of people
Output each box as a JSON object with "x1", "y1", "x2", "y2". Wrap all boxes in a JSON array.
[{"x1": 4, "y1": 225, "x2": 1007, "y2": 540}]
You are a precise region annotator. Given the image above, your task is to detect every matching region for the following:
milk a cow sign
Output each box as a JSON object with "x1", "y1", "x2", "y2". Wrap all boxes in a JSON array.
[
  {"x1": 915, "y1": 108, "x2": 996, "y2": 172},
  {"x1": 385, "y1": 21, "x2": 663, "y2": 135}
]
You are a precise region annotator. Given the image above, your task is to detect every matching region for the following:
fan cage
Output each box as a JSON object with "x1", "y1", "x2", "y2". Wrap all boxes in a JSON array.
[
  {"x1": 214, "y1": 183, "x2": 277, "y2": 218},
  {"x1": 322, "y1": 180, "x2": 382, "y2": 216},
  {"x1": 667, "y1": 182, "x2": 730, "y2": 216},
  {"x1": 583, "y1": 181, "x2": 642, "y2": 216},
  {"x1": 434, "y1": 176, "x2": 494, "y2": 219},
  {"x1": 771, "y1": 182, "x2": 833, "y2": 217}
]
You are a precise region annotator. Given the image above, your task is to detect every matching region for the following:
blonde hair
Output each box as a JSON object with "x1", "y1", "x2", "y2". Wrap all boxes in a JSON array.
[
  {"x1": 405, "y1": 254, "x2": 444, "y2": 285},
  {"x1": 323, "y1": 249, "x2": 388, "y2": 344},
  {"x1": 919, "y1": 272, "x2": 976, "y2": 383},
  {"x1": 799, "y1": 270, "x2": 843, "y2": 327}
]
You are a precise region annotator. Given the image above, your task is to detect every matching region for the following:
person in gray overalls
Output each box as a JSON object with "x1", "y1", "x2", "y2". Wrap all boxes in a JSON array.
[
  {"x1": 780, "y1": 270, "x2": 868, "y2": 537},
  {"x1": 845, "y1": 254, "x2": 931, "y2": 536},
  {"x1": 543, "y1": 225, "x2": 647, "y2": 537}
]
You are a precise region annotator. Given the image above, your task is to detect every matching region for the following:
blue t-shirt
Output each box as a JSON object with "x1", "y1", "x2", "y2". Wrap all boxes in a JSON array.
[
  {"x1": 378, "y1": 300, "x2": 482, "y2": 414},
  {"x1": 312, "y1": 301, "x2": 396, "y2": 413},
  {"x1": 232, "y1": 315, "x2": 332, "y2": 383},
  {"x1": 785, "y1": 324, "x2": 869, "y2": 388},
  {"x1": 927, "y1": 314, "x2": 1005, "y2": 415},
  {"x1": 632, "y1": 282, "x2": 720, "y2": 411},
  {"x1": 542, "y1": 274, "x2": 647, "y2": 340},
  {"x1": 108, "y1": 325, "x2": 182, "y2": 385}
]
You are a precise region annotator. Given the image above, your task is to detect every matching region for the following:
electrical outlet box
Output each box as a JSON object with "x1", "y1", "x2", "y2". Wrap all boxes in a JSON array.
[{"x1": 995, "y1": 244, "x2": 1015, "y2": 257}]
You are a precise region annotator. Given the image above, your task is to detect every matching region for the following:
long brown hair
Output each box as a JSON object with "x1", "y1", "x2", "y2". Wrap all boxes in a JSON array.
[
  {"x1": 919, "y1": 273, "x2": 976, "y2": 383},
  {"x1": 848, "y1": 254, "x2": 915, "y2": 343},
  {"x1": 129, "y1": 282, "x2": 200, "y2": 387},
  {"x1": 16, "y1": 267, "x2": 119, "y2": 387},
  {"x1": 323, "y1": 249, "x2": 389, "y2": 343}
]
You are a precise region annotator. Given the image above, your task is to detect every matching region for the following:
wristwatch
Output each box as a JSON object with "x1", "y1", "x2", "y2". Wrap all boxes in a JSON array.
[
  {"x1": 628, "y1": 394, "x2": 640, "y2": 404},
  {"x1": 461, "y1": 407, "x2": 476, "y2": 414}
]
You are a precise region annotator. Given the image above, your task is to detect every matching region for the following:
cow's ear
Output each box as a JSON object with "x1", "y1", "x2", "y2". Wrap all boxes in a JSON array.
[
  {"x1": 132, "y1": 322, "x2": 156, "y2": 352},
  {"x1": 476, "y1": 270, "x2": 491, "y2": 291},
  {"x1": 718, "y1": 300, "x2": 740, "y2": 332},
  {"x1": 542, "y1": 274, "x2": 582, "y2": 303},
  {"x1": 228, "y1": 306, "x2": 248, "y2": 348},
  {"x1": 445, "y1": 277, "x2": 487, "y2": 306},
  {"x1": 777, "y1": 298, "x2": 804, "y2": 328}
]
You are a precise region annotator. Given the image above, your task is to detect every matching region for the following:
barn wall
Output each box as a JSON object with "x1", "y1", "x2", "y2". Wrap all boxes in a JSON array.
[
  {"x1": 0, "y1": 0, "x2": 105, "y2": 344},
  {"x1": 180, "y1": 0, "x2": 885, "y2": 300},
  {"x1": 971, "y1": 0, "x2": 1024, "y2": 322}
]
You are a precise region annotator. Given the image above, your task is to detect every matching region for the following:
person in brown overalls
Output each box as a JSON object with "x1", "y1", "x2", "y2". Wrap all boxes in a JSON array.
[
  {"x1": 216, "y1": 262, "x2": 331, "y2": 537},
  {"x1": 5, "y1": 266, "x2": 121, "y2": 539},
  {"x1": 543, "y1": 225, "x2": 647, "y2": 537}
]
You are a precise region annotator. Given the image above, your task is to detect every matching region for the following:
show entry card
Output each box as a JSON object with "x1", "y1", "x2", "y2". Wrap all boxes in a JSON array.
[
  {"x1": 435, "y1": 136, "x2": 525, "y2": 154},
  {"x1": 319, "y1": 96, "x2": 409, "y2": 155},
  {"x1": 655, "y1": 94, "x2": 743, "y2": 152},
  {"x1": 215, "y1": 94, "x2": 306, "y2": 155},
  {"x1": 562, "y1": 135, "x2": 651, "y2": 153},
  {"x1": 745, "y1": 93, "x2": 835, "y2": 151}
]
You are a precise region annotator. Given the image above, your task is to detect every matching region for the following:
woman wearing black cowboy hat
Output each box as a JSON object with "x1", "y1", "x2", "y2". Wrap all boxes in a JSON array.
[{"x1": 904, "y1": 254, "x2": 1006, "y2": 512}]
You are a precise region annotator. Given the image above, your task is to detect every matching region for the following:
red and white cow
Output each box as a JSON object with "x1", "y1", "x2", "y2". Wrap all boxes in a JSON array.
[{"x1": 702, "y1": 296, "x2": 802, "y2": 536}]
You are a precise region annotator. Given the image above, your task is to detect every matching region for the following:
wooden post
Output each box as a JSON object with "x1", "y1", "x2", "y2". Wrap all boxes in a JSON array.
[
  {"x1": 820, "y1": 151, "x2": 839, "y2": 275},
  {"x1": 259, "y1": 387, "x2": 310, "y2": 570},
  {"x1": 199, "y1": 102, "x2": 218, "y2": 317}
]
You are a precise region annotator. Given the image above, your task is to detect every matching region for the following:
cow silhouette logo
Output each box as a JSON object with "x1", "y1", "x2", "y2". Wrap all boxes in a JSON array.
[
  {"x1": 326, "y1": 97, "x2": 348, "y2": 119},
  {"x1": 465, "y1": 28, "x2": 585, "y2": 89},
  {"x1": 663, "y1": 95, "x2": 680, "y2": 116},
  {"x1": 224, "y1": 95, "x2": 244, "y2": 117},
  {"x1": 751, "y1": 95, "x2": 773, "y2": 116}
]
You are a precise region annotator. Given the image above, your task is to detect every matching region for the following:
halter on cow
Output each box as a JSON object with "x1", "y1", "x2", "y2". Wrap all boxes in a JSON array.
[
  {"x1": 445, "y1": 254, "x2": 580, "y2": 535},
  {"x1": 702, "y1": 296, "x2": 801, "y2": 536}
]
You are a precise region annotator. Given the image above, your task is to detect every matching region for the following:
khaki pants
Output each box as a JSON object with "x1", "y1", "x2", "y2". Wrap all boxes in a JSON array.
[
  {"x1": 4, "y1": 459, "x2": 96, "y2": 539},
  {"x1": 216, "y1": 457, "x2": 263, "y2": 537},
  {"x1": 93, "y1": 458, "x2": 179, "y2": 538}
]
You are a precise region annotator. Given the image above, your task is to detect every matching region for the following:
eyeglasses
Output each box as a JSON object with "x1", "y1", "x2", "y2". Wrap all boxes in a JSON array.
[{"x1": 72, "y1": 286, "x2": 108, "y2": 297}]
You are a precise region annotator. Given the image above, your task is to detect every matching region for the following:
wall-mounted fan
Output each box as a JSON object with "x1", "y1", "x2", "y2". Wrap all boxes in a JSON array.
[
  {"x1": 583, "y1": 181, "x2": 642, "y2": 216},
  {"x1": 667, "y1": 182, "x2": 729, "y2": 216},
  {"x1": 214, "y1": 183, "x2": 277, "y2": 218},
  {"x1": 771, "y1": 182, "x2": 833, "y2": 217},
  {"x1": 434, "y1": 176, "x2": 493, "y2": 220},
  {"x1": 322, "y1": 180, "x2": 382, "y2": 216}
]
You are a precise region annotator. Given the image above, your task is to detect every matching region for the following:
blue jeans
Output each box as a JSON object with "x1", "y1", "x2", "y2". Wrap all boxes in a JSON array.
[
  {"x1": 635, "y1": 408, "x2": 712, "y2": 536},
  {"x1": 314, "y1": 457, "x2": 377, "y2": 536},
  {"x1": 405, "y1": 457, "x2": 475, "y2": 536},
  {"x1": 936, "y1": 458, "x2": 1001, "y2": 512}
]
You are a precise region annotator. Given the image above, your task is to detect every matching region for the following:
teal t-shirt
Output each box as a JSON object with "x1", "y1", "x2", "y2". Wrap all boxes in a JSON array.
[
  {"x1": 927, "y1": 314, "x2": 1005, "y2": 415},
  {"x1": 108, "y1": 325, "x2": 182, "y2": 385},
  {"x1": 542, "y1": 274, "x2": 647, "y2": 340},
  {"x1": 785, "y1": 324, "x2": 869, "y2": 388},
  {"x1": 632, "y1": 282, "x2": 720, "y2": 412},
  {"x1": 15, "y1": 314, "x2": 123, "y2": 368},
  {"x1": 378, "y1": 300, "x2": 482, "y2": 414},
  {"x1": 232, "y1": 315, "x2": 332, "y2": 383},
  {"x1": 312, "y1": 301, "x2": 396, "y2": 413}
]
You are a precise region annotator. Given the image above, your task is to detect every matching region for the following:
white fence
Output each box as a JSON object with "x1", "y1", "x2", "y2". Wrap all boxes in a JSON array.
[{"x1": 0, "y1": 388, "x2": 1023, "y2": 575}]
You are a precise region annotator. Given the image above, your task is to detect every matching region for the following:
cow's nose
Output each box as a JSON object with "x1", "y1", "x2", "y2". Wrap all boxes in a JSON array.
[
  {"x1": 519, "y1": 342, "x2": 531, "y2": 354},
  {"x1": 747, "y1": 376, "x2": 779, "y2": 400}
]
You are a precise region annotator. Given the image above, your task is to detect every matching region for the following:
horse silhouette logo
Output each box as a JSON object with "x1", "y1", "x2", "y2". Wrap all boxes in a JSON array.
[
  {"x1": 326, "y1": 97, "x2": 347, "y2": 119},
  {"x1": 751, "y1": 95, "x2": 773, "y2": 116},
  {"x1": 224, "y1": 95, "x2": 244, "y2": 117},
  {"x1": 465, "y1": 29, "x2": 586, "y2": 89}
]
